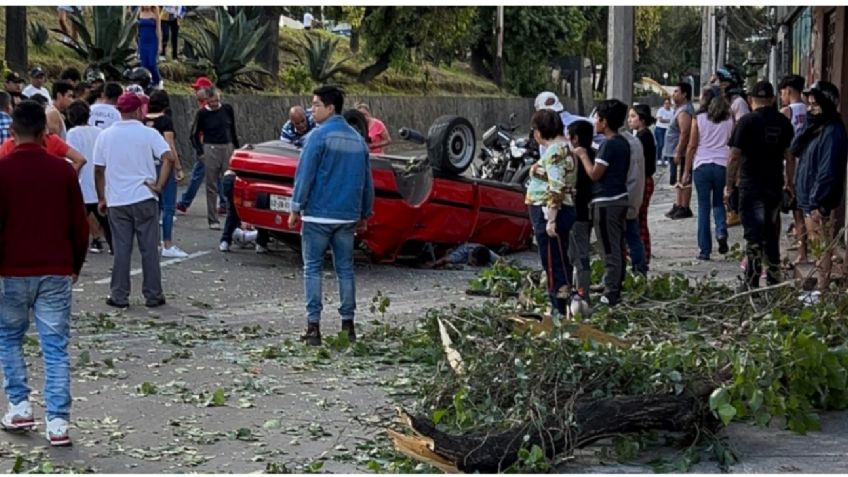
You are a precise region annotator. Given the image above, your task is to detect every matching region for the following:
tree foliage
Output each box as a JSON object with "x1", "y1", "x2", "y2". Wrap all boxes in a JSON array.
[
  {"x1": 635, "y1": 6, "x2": 702, "y2": 83},
  {"x1": 471, "y1": 6, "x2": 588, "y2": 96},
  {"x1": 357, "y1": 7, "x2": 477, "y2": 83}
]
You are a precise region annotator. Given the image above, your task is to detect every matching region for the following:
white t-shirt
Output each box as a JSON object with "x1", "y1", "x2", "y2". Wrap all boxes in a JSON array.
[
  {"x1": 92, "y1": 120, "x2": 170, "y2": 207},
  {"x1": 66, "y1": 125, "x2": 102, "y2": 204},
  {"x1": 731, "y1": 95, "x2": 750, "y2": 123},
  {"x1": 89, "y1": 103, "x2": 121, "y2": 129},
  {"x1": 22, "y1": 84, "x2": 52, "y2": 105},
  {"x1": 303, "y1": 12, "x2": 313, "y2": 28},
  {"x1": 655, "y1": 107, "x2": 674, "y2": 129}
]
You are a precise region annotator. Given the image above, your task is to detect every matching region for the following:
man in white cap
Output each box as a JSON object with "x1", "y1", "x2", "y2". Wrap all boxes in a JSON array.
[{"x1": 534, "y1": 91, "x2": 590, "y2": 130}]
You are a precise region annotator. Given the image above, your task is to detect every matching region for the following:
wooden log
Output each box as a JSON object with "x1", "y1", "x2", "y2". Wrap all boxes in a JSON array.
[{"x1": 393, "y1": 392, "x2": 710, "y2": 473}]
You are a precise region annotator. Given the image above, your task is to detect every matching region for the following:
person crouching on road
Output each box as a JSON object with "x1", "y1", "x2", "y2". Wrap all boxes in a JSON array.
[
  {"x1": 525, "y1": 109, "x2": 577, "y2": 316},
  {"x1": 289, "y1": 86, "x2": 374, "y2": 346},
  {"x1": 0, "y1": 100, "x2": 90, "y2": 446},
  {"x1": 93, "y1": 92, "x2": 174, "y2": 309}
]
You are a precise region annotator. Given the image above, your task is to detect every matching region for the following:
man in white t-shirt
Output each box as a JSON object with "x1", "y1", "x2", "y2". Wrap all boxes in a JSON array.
[
  {"x1": 654, "y1": 97, "x2": 674, "y2": 166},
  {"x1": 88, "y1": 82, "x2": 123, "y2": 129},
  {"x1": 303, "y1": 10, "x2": 314, "y2": 30},
  {"x1": 93, "y1": 93, "x2": 174, "y2": 309},
  {"x1": 22, "y1": 67, "x2": 52, "y2": 106}
]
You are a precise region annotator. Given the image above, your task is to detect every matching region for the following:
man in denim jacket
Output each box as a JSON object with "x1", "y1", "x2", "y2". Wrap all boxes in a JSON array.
[{"x1": 289, "y1": 85, "x2": 374, "y2": 346}]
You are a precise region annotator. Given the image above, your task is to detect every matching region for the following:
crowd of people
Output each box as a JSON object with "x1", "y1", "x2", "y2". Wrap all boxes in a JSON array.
[{"x1": 526, "y1": 67, "x2": 847, "y2": 315}]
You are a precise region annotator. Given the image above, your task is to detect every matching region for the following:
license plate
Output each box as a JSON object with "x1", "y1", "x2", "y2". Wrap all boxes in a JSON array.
[{"x1": 270, "y1": 194, "x2": 291, "y2": 212}]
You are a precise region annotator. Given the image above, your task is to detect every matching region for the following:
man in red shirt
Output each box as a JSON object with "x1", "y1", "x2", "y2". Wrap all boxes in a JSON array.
[
  {"x1": 0, "y1": 131, "x2": 86, "y2": 172},
  {"x1": 0, "y1": 100, "x2": 89, "y2": 446}
]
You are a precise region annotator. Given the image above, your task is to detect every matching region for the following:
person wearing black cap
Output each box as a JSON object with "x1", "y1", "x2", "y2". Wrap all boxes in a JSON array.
[
  {"x1": 725, "y1": 81, "x2": 794, "y2": 289},
  {"x1": 22, "y1": 67, "x2": 51, "y2": 106},
  {"x1": 4, "y1": 72, "x2": 25, "y2": 95},
  {"x1": 791, "y1": 81, "x2": 848, "y2": 295}
]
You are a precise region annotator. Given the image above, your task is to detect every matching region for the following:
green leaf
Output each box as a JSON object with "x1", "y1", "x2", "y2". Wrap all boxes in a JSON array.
[
  {"x1": 748, "y1": 389, "x2": 764, "y2": 412},
  {"x1": 139, "y1": 382, "x2": 157, "y2": 396},
  {"x1": 717, "y1": 403, "x2": 737, "y2": 425},
  {"x1": 263, "y1": 419, "x2": 282, "y2": 430},
  {"x1": 211, "y1": 388, "x2": 227, "y2": 407},
  {"x1": 432, "y1": 409, "x2": 447, "y2": 424},
  {"x1": 11, "y1": 455, "x2": 23, "y2": 474},
  {"x1": 709, "y1": 388, "x2": 729, "y2": 411}
]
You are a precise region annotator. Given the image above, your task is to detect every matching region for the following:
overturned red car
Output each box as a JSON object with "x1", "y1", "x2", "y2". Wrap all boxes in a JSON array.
[{"x1": 230, "y1": 115, "x2": 533, "y2": 263}]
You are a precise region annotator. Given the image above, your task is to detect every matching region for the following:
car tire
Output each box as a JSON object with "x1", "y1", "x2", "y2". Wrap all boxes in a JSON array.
[
  {"x1": 427, "y1": 115, "x2": 476, "y2": 175},
  {"x1": 511, "y1": 164, "x2": 532, "y2": 190}
]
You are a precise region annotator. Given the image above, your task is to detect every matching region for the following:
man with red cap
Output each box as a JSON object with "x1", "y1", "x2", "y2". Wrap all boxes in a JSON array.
[{"x1": 93, "y1": 92, "x2": 175, "y2": 309}]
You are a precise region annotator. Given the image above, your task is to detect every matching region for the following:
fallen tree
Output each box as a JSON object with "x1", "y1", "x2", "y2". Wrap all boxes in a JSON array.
[{"x1": 387, "y1": 264, "x2": 848, "y2": 472}]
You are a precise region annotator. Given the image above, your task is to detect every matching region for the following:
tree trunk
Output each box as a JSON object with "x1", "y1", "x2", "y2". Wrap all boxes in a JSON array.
[
  {"x1": 350, "y1": 27, "x2": 360, "y2": 53},
  {"x1": 470, "y1": 42, "x2": 493, "y2": 79},
  {"x1": 357, "y1": 48, "x2": 393, "y2": 83},
  {"x1": 5, "y1": 7, "x2": 28, "y2": 74},
  {"x1": 255, "y1": 7, "x2": 282, "y2": 79},
  {"x1": 597, "y1": 63, "x2": 607, "y2": 93},
  {"x1": 392, "y1": 392, "x2": 712, "y2": 473}
]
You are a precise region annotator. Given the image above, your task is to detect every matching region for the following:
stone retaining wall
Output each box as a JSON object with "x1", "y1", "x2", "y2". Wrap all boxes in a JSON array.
[{"x1": 167, "y1": 95, "x2": 536, "y2": 166}]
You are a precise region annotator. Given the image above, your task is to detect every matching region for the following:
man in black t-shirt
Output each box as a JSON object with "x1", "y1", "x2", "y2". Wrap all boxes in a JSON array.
[{"x1": 726, "y1": 81, "x2": 794, "y2": 288}]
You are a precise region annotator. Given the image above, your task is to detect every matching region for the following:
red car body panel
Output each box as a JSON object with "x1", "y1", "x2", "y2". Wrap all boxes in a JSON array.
[{"x1": 230, "y1": 141, "x2": 532, "y2": 263}]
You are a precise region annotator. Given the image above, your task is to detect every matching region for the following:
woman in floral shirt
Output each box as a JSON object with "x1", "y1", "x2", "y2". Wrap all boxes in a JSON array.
[{"x1": 525, "y1": 109, "x2": 578, "y2": 316}]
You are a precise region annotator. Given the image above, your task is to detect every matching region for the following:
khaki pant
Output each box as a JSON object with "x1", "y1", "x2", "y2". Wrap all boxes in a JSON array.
[
  {"x1": 803, "y1": 210, "x2": 836, "y2": 290},
  {"x1": 202, "y1": 143, "x2": 234, "y2": 225}
]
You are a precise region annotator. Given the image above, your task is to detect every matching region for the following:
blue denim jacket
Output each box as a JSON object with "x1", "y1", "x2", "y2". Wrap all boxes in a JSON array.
[{"x1": 291, "y1": 115, "x2": 374, "y2": 221}]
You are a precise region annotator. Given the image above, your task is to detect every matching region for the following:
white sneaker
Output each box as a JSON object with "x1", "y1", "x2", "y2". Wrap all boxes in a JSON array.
[
  {"x1": 219, "y1": 241, "x2": 230, "y2": 252},
  {"x1": 255, "y1": 244, "x2": 269, "y2": 254},
  {"x1": 161, "y1": 246, "x2": 189, "y2": 258},
  {"x1": 45, "y1": 417, "x2": 71, "y2": 446},
  {"x1": 797, "y1": 290, "x2": 821, "y2": 307},
  {"x1": 1, "y1": 400, "x2": 35, "y2": 431}
]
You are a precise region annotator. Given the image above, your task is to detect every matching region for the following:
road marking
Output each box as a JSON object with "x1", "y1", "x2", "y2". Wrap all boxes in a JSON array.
[{"x1": 90, "y1": 250, "x2": 211, "y2": 285}]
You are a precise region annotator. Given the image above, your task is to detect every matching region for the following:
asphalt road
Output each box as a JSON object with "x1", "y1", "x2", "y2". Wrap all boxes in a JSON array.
[{"x1": 0, "y1": 178, "x2": 845, "y2": 473}]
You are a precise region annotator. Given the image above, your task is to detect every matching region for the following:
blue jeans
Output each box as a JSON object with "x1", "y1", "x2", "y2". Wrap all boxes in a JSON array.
[
  {"x1": 529, "y1": 205, "x2": 576, "y2": 314},
  {"x1": 625, "y1": 217, "x2": 648, "y2": 275},
  {"x1": 654, "y1": 128, "x2": 666, "y2": 163},
  {"x1": 178, "y1": 159, "x2": 226, "y2": 209},
  {"x1": 0, "y1": 276, "x2": 72, "y2": 420},
  {"x1": 157, "y1": 164, "x2": 176, "y2": 242},
  {"x1": 301, "y1": 221, "x2": 357, "y2": 324},
  {"x1": 693, "y1": 163, "x2": 728, "y2": 257}
]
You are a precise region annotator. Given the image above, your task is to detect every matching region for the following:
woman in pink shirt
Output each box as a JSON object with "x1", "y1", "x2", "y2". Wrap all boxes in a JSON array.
[
  {"x1": 682, "y1": 86, "x2": 734, "y2": 261},
  {"x1": 356, "y1": 102, "x2": 391, "y2": 154}
]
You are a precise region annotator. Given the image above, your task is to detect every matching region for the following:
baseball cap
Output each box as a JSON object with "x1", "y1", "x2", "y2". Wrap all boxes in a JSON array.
[
  {"x1": 750, "y1": 80, "x2": 775, "y2": 99},
  {"x1": 5, "y1": 72, "x2": 24, "y2": 83},
  {"x1": 116, "y1": 92, "x2": 143, "y2": 113},
  {"x1": 29, "y1": 66, "x2": 45, "y2": 78},
  {"x1": 191, "y1": 76, "x2": 213, "y2": 90},
  {"x1": 534, "y1": 91, "x2": 563, "y2": 112}
]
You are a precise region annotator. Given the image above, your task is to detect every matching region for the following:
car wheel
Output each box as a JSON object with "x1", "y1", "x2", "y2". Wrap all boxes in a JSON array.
[
  {"x1": 427, "y1": 115, "x2": 476, "y2": 175},
  {"x1": 511, "y1": 164, "x2": 532, "y2": 190}
]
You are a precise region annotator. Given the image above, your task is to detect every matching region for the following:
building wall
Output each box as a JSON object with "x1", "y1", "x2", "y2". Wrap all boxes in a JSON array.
[{"x1": 812, "y1": 6, "x2": 848, "y2": 123}]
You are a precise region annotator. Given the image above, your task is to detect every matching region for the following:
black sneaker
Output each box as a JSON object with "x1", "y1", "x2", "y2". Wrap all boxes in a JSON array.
[
  {"x1": 145, "y1": 297, "x2": 167, "y2": 308},
  {"x1": 105, "y1": 298, "x2": 129, "y2": 309},
  {"x1": 341, "y1": 320, "x2": 356, "y2": 343},
  {"x1": 718, "y1": 237, "x2": 729, "y2": 254},
  {"x1": 300, "y1": 323, "x2": 321, "y2": 346},
  {"x1": 671, "y1": 207, "x2": 694, "y2": 220},
  {"x1": 89, "y1": 239, "x2": 104, "y2": 254},
  {"x1": 664, "y1": 205, "x2": 680, "y2": 218}
]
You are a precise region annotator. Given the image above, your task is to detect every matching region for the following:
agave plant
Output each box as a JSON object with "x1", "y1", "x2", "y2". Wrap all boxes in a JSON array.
[
  {"x1": 298, "y1": 34, "x2": 352, "y2": 83},
  {"x1": 183, "y1": 8, "x2": 270, "y2": 90},
  {"x1": 28, "y1": 21, "x2": 50, "y2": 52},
  {"x1": 51, "y1": 7, "x2": 138, "y2": 80}
]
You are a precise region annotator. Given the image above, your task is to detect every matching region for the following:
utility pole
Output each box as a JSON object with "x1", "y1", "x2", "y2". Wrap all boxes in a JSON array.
[
  {"x1": 494, "y1": 6, "x2": 504, "y2": 87},
  {"x1": 4, "y1": 7, "x2": 27, "y2": 74},
  {"x1": 700, "y1": 6, "x2": 715, "y2": 87},
  {"x1": 716, "y1": 7, "x2": 727, "y2": 69},
  {"x1": 606, "y1": 6, "x2": 634, "y2": 105}
]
